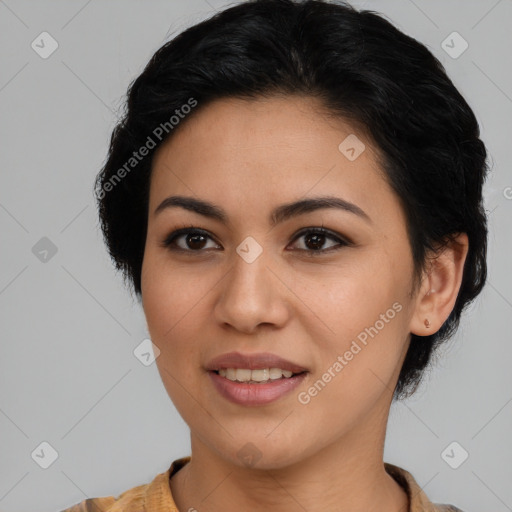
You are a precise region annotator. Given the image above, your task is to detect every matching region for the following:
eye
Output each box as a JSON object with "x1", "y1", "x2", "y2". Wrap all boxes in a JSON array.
[
  {"x1": 288, "y1": 227, "x2": 350, "y2": 255},
  {"x1": 160, "y1": 226, "x2": 220, "y2": 253}
]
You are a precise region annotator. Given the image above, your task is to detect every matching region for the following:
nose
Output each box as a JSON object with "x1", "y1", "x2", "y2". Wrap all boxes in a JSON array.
[{"x1": 213, "y1": 245, "x2": 291, "y2": 334}]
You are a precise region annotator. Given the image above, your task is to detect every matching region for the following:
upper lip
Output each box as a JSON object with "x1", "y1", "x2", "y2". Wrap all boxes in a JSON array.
[{"x1": 205, "y1": 351, "x2": 308, "y2": 373}]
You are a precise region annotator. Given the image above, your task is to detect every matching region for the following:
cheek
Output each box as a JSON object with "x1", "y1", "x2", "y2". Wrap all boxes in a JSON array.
[
  {"x1": 298, "y1": 283, "x2": 409, "y2": 428},
  {"x1": 141, "y1": 249, "x2": 210, "y2": 338},
  {"x1": 292, "y1": 249, "x2": 409, "y2": 339},
  {"x1": 298, "y1": 252, "x2": 411, "y2": 393},
  {"x1": 141, "y1": 261, "x2": 206, "y2": 415}
]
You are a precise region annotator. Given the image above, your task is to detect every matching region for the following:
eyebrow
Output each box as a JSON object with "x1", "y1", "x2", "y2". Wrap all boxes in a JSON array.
[{"x1": 154, "y1": 194, "x2": 371, "y2": 226}]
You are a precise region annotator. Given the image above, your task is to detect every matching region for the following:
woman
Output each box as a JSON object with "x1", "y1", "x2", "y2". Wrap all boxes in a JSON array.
[{"x1": 61, "y1": 0, "x2": 488, "y2": 510}]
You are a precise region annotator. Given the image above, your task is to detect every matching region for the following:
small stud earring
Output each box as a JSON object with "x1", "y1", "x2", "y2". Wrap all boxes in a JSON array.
[{"x1": 424, "y1": 318, "x2": 431, "y2": 328}]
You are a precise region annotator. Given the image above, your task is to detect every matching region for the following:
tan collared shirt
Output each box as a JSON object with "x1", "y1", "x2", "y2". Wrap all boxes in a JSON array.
[{"x1": 60, "y1": 456, "x2": 464, "y2": 512}]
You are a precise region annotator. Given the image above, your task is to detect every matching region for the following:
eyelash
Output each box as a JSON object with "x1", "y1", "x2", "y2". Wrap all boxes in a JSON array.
[{"x1": 160, "y1": 225, "x2": 351, "y2": 257}]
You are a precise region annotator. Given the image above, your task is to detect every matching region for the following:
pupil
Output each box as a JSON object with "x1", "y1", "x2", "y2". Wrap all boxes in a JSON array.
[
  {"x1": 187, "y1": 233, "x2": 206, "y2": 250},
  {"x1": 305, "y1": 233, "x2": 325, "y2": 250}
]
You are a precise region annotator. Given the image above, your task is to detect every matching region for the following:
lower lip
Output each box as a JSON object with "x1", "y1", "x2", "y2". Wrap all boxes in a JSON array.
[{"x1": 208, "y1": 371, "x2": 307, "y2": 406}]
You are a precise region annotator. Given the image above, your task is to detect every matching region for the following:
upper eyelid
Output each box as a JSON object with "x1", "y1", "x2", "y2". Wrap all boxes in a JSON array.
[{"x1": 289, "y1": 227, "x2": 349, "y2": 246}]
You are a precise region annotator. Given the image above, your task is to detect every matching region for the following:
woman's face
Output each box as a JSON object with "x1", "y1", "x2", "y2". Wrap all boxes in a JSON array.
[{"x1": 141, "y1": 95, "x2": 420, "y2": 468}]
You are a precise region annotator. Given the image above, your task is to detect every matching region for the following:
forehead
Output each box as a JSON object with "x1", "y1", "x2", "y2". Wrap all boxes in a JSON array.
[
  {"x1": 159, "y1": 95, "x2": 370, "y2": 151},
  {"x1": 149, "y1": 95, "x2": 401, "y2": 230},
  {"x1": 152, "y1": 95, "x2": 381, "y2": 181}
]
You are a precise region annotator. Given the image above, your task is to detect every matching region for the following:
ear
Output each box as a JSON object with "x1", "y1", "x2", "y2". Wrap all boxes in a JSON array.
[{"x1": 409, "y1": 233, "x2": 469, "y2": 336}]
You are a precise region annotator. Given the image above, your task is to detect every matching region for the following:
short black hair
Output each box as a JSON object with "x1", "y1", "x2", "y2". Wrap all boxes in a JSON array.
[{"x1": 95, "y1": 0, "x2": 489, "y2": 400}]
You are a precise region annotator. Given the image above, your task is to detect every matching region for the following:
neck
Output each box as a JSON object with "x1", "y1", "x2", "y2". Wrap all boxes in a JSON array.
[{"x1": 170, "y1": 402, "x2": 409, "y2": 512}]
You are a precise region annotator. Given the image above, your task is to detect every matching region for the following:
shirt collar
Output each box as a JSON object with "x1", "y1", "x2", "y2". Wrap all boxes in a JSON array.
[{"x1": 384, "y1": 462, "x2": 441, "y2": 512}]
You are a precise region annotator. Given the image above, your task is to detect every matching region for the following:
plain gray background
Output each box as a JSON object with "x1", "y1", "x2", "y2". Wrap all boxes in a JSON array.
[{"x1": 0, "y1": 1, "x2": 511, "y2": 511}]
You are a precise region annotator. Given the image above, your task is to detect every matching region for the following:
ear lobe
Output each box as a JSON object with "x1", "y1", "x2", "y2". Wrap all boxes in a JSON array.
[{"x1": 409, "y1": 233, "x2": 469, "y2": 336}]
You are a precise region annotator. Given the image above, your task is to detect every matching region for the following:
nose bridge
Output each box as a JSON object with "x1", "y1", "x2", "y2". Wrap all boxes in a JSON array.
[
  {"x1": 214, "y1": 235, "x2": 288, "y2": 331},
  {"x1": 227, "y1": 236, "x2": 273, "y2": 303}
]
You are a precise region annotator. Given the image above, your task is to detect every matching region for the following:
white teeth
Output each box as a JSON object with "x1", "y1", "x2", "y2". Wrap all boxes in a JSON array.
[
  {"x1": 269, "y1": 368, "x2": 283, "y2": 380},
  {"x1": 251, "y1": 369, "x2": 269, "y2": 382},
  {"x1": 235, "y1": 368, "x2": 251, "y2": 381},
  {"x1": 217, "y1": 367, "x2": 297, "y2": 382}
]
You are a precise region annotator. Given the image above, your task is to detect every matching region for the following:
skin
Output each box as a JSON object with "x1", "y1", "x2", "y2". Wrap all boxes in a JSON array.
[{"x1": 140, "y1": 95, "x2": 468, "y2": 512}]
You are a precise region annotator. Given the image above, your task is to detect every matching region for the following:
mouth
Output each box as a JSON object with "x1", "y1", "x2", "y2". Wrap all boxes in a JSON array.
[
  {"x1": 211, "y1": 367, "x2": 307, "y2": 383},
  {"x1": 205, "y1": 351, "x2": 308, "y2": 373},
  {"x1": 208, "y1": 370, "x2": 308, "y2": 406},
  {"x1": 205, "y1": 352, "x2": 309, "y2": 406}
]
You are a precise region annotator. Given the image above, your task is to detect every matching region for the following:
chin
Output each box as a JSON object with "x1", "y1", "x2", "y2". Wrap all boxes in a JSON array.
[{"x1": 215, "y1": 435, "x2": 309, "y2": 471}]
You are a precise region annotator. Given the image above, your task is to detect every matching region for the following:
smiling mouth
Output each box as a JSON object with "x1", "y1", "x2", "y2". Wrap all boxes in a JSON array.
[
  {"x1": 212, "y1": 368, "x2": 307, "y2": 383},
  {"x1": 208, "y1": 368, "x2": 308, "y2": 406}
]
